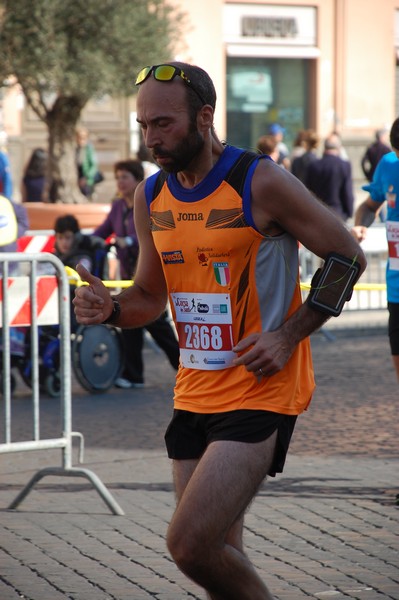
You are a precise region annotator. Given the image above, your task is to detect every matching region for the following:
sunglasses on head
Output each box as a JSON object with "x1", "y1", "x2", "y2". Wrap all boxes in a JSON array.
[{"x1": 135, "y1": 64, "x2": 206, "y2": 106}]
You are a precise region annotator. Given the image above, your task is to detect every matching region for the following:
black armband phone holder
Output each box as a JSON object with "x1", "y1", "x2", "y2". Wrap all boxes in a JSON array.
[{"x1": 306, "y1": 253, "x2": 361, "y2": 317}]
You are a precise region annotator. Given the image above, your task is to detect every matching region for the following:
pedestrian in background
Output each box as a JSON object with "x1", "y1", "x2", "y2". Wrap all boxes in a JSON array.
[
  {"x1": 73, "y1": 61, "x2": 366, "y2": 598},
  {"x1": 21, "y1": 148, "x2": 47, "y2": 202},
  {"x1": 256, "y1": 134, "x2": 281, "y2": 164},
  {"x1": 53, "y1": 214, "x2": 106, "y2": 275},
  {"x1": 76, "y1": 126, "x2": 98, "y2": 198},
  {"x1": 354, "y1": 117, "x2": 399, "y2": 382},
  {"x1": 0, "y1": 195, "x2": 29, "y2": 275},
  {"x1": 53, "y1": 214, "x2": 107, "y2": 331},
  {"x1": 306, "y1": 133, "x2": 354, "y2": 222},
  {"x1": 361, "y1": 127, "x2": 391, "y2": 182},
  {"x1": 291, "y1": 129, "x2": 319, "y2": 184},
  {"x1": 330, "y1": 130, "x2": 350, "y2": 161},
  {"x1": 93, "y1": 159, "x2": 179, "y2": 389},
  {"x1": 0, "y1": 146, "x2": 13, "y2": 200},
  {"x1": 267, "y1": 122, "x2": 291, "y2": 169},
  {"x1": 290, "y1": 128, "x2": 308, "y2": 162}
]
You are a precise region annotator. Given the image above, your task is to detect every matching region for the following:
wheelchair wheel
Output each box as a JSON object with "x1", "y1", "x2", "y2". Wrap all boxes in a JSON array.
[
  {"x1": 0, "y1": 371, "x2": 17, "y2": 395},
  {"x1": 43, "y1": 371, "x2": 61, "y2": 398},
  {"x1": 72, "y1": 325, "x2": 123, "y2": 393}
]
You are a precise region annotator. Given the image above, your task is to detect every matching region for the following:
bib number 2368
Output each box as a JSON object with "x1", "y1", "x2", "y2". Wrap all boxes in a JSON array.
[{"x1": 171, "y1": 292, "x2": 235, "y2": 370}]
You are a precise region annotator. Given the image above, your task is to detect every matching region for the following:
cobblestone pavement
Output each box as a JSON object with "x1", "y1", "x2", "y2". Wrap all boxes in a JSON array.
[{"x1": 0, "y1": 325, "x2": 398, "y2": 600}]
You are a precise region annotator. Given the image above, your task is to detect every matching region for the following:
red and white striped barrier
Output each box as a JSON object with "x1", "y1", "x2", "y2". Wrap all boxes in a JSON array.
[
  {"x1": 17, "y1": 234, "x2": 55, "y2": 254},
  {"x1": 0, "y1": 276, "x2": 59, "y2": 326}
]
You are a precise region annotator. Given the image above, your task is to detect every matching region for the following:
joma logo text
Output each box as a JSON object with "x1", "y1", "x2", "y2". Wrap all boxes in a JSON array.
[{"x1": 177, "y1": 213, "x2": 204, "y2": 221}]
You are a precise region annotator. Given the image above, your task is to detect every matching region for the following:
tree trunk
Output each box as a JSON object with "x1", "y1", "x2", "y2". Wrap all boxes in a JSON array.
[{"x1": 44, "y1": 95, "x2": 88, "y2": 204}]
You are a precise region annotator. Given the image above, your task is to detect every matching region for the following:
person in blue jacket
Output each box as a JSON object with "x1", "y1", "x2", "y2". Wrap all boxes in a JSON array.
[
  {"x1": 0, "y1": 149, "x2": 13, "y2": 200},
  {"x1": 354, "y1": 117, "x2": 399, "y2": 382}
]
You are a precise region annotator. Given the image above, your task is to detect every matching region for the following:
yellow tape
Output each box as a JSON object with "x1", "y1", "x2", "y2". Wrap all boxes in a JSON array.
[
  {"x1": 64, "y1": 267, "x2": 386, "y2": 292},
  {"x1": 300, "y1": 281, "x2": 386, "y2": 291},
  {"x1": 63, "y1": 266, "x2": 134, "y2": 288}
]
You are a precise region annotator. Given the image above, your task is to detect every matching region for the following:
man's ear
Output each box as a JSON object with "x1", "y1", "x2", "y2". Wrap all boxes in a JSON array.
[{"x1": 197, "y1": 105, "x2": 214, "y2": 133}]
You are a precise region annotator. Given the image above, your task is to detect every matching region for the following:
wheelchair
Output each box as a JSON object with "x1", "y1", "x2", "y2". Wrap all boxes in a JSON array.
[
  {"x1": 1, "y1": 322, "x2": 124, "y2": 398},
  {"x1": 1, "y1": 246, "x2": 125, "y2": 398}
]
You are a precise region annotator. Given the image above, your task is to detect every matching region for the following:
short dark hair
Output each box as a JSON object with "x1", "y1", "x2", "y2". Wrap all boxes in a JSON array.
[
  {"x1": 390, "y1": 118, "x2": 399, "y2": 150},
  {"x1": 169, "y1": 62, "x2": 217, "y2": 123},
  {"x1": 257, "y1": 135, "x2": 277, "y2": 155},
  {"x1": 54, "y1": 214, "x2": 80, "y2": 234},
  {"x1": 114, "y1": 159, "x2": 144, "y2": 181}
]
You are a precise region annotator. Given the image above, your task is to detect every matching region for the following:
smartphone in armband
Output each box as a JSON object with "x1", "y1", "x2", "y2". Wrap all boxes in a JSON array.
[{"x1": 306, "y1": 253, "x2": 361, "y2": 317}]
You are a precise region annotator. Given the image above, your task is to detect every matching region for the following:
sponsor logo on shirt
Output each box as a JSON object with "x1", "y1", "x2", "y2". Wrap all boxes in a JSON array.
[{"x1": 161, "y1": 250, "x2": 184, "y2": 264}]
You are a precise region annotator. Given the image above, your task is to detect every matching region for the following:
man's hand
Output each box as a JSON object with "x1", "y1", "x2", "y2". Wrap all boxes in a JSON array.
[
  {"x1": 350, "y1": 225, "x2": 368, "y2": 243},
  {"x1": 232, "y1": 330, "x2": 293, "y2": 378},
  {"x1": 72, "y1": 264, "x2": 113, "y2": 325}
]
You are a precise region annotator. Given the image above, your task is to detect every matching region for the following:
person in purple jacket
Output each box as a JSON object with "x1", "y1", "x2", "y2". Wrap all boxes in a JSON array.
[{"x1": 94, "y1": 159, "x2": 179, "y2": 388}]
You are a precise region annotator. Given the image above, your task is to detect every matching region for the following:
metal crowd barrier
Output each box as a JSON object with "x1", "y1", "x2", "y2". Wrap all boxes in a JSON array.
[{"x1": 0, "y1": 252, "x2": 124, "y2": 515}]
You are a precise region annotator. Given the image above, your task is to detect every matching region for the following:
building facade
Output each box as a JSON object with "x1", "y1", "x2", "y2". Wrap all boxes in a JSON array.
[
  {"x1": 2, "y1": 0, "x2": 399, "y2": 199},
  {"x1": 182, "y1": 0, "x2": 398, "y2": 173}
]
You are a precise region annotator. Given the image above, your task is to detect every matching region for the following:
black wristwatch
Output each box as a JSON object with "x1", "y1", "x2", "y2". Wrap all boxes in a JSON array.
[{"x1": 102, "y1": 299, "x2": 121, "y2": 325}]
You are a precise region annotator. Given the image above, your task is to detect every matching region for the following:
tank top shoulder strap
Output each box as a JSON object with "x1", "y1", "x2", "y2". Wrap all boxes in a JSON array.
[
  {"x1": 224, "y1": 150, "x2": 259, "y2": 196},
  {"x1": 145, "y1": 170, "x2": 169, "y2": 208},
  {"x1": 144, "y1": 148, "x2": 263, "y2": 208}
]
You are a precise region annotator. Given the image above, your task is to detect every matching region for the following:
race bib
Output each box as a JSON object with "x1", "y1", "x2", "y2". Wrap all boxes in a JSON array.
[
  {"x1": 387, "y1": 221, "x2": 399, "y2": 270},
  {"x1": 386, "y1": 186, "x2": 396, "y2": 209},
  {"x1": 171, "y1": 292, "x2": 235, "y2": 370}
]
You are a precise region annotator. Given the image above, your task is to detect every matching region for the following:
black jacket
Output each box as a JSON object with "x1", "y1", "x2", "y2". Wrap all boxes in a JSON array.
[{"x1": 305, "y1": 153, "x2": 354, "y2": 221}]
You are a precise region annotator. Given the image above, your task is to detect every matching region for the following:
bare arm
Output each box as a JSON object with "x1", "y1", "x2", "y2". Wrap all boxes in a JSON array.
[
  {"x1": 233, "y1": 160, "x2": 367, "y2": 376},
  {"x1": 251, "y1": 159, "x2": 365, "y2": 262},
  {"x1": 73, "y1": 181, "x2": 168, "y2": 327},
  {"x1": 354, "y1": 196, "x2": 381, "y2": 227},
  {"x1": 350, "y1": 196, "x2": 382, "y2": 243}
]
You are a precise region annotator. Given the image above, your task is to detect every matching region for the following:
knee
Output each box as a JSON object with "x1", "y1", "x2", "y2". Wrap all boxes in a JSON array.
[{"x1": 166, "y1": 523, "x2": 210, "y2": 577}]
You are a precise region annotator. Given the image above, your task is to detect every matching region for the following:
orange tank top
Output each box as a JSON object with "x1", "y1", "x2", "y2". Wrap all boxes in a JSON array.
[{"x1": 145, "y1": 146, "x2": 315, "y2": 415}]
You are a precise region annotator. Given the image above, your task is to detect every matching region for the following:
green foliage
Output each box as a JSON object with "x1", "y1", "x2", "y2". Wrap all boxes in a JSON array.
[
  {"x1": 0, "y1": 0, "x2": 184, "y2": 111},
  {"x1": 0, "y1": 0, "x2": 186, "y2": 202}
]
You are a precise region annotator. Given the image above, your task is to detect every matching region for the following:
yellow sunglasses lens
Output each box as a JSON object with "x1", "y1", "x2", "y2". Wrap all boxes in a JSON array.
[
  {"x1": 135, "y1": 66, "x2": 152, "y2": 85},
  {"x1": 153, "y1": 65, "x2": 178, "y2": 81}
]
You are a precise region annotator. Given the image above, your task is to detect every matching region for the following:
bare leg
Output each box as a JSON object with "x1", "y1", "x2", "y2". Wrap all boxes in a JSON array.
[
  {"x1": 172, "y1": 459, "x2": 243, "y2": 551},
  {"x1": 167, "y1": 434, "x2": 277, "y2": 600},
  {"x1": 393, "y1": 355, "x2": 399, "y2": 382},
  {"x1": 172, "y1": 459, "x2": 246, "y2": 600}
]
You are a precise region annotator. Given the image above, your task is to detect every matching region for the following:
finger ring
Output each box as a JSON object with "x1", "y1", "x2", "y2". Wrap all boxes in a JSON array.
[{"x1": 259, "y1": 367, "x2": 264, "y2": 376}]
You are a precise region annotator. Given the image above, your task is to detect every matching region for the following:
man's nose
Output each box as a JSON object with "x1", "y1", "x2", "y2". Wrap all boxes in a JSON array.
[{"x1": 143, "y1": 127, "x2": 160, "y2": 149}]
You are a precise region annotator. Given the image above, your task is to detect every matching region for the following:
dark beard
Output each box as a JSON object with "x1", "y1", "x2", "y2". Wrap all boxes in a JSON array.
[{"x1": 152, "y1": 124, "x2": 204, "y2": 173}]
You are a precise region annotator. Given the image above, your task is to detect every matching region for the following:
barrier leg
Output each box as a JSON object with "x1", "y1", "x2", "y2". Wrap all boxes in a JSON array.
[
  {"x1": 8, "y1": 466, "x2": 124, "y2": 516},
  {"x1": 319, "y1": 327, "x2": 336, "y2": 342}
]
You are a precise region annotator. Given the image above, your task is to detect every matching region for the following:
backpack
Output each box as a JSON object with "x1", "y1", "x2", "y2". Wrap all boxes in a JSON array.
[{"x1": 0, "y1": 194, "x2": 17, "y2": 246}]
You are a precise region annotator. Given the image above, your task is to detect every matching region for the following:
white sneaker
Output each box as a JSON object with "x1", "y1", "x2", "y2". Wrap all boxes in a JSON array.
[
  {"x1": 115, "y1": 377, "x2": 132, "y2": 389},
  {"x1": 115, "y1": 377, "x2": 145, "y2": 389}
]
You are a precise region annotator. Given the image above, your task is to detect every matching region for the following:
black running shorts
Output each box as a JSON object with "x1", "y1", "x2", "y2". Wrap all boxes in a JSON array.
[
  {"x1": 388, "y1": 302, "x2": 399, "y2": 355},
  {"x1": 164, "y1": 409, "x2": 297, "y2": 477}
]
